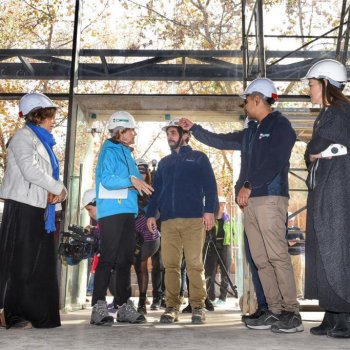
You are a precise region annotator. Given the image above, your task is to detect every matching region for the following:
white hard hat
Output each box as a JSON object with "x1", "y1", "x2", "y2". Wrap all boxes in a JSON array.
[
  {"x1": 107, "y1": 111, "x2": 137, "y2": 131},
  {"x1": 82, "y1": 189, "x2": 96, "y2": 207},
  {"x1": 135, "y1": 158, "x2": 148, "y2": 167},
  {"x1": 19, "y1": 92, "x2": 57, "y2": 117},
  {"x1": 218, "y1": 196, "x2": 226, "y2": 203},
  {"x1": 240, "y1": 78, "x2": 278, "y2": 102},
  {"x1": 301, "y1": 59, "x2": 347, "y2": 88},
  {"x1": 162, "y1": 117, "x2": 182, "y2": 131}
]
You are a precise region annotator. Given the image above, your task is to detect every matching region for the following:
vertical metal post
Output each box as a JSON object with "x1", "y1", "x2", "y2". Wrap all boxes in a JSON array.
[
  {"x1": 63, "y1": 0, "x2": 82, "y2": 191},
  {"x1": 255, "y1": 0, "x2": 266, "y2": 77},
  {"x1": 60, "y1": 0, "x2": 83, "y2": 311},
  {"x1": 242, "y1": 0, "x2": 248, "y2": 88},
  {"x1": 336, "y1": 0, "x2": 347, "y2": 59},
  {"x1": 341, "y1": 7, "x2": 350, "y2": 63}
]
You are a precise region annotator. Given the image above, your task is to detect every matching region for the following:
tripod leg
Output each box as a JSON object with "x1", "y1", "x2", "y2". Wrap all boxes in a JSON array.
[{"x1": 211, "y1": 241, "x2": 238, "y2": 298}]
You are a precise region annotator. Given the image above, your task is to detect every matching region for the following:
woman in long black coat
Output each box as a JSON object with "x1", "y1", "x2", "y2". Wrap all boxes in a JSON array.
[{"x1": 303, "y1": 59, "x2": 350, "y2": 338}]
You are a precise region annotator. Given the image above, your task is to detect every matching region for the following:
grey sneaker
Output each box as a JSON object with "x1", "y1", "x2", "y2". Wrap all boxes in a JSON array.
[
  {"x1": 160, "y1": 307, "x2": 179, "y2": 323},
  {"x1": 245, "y1": 310, "x2": 280, "y2": 330},
  {"x1": 90, "y1": 300, "x2": 114, "y2": 326},
  {"x1": 117, "y1": 300, "x2": 147, "y2": 324},
  {"x1": 271, "y1": 311, "x2": 304, "y2": 333},
  {"x1": 191, "y1": 307, "x2": 206, "y2": 324}
]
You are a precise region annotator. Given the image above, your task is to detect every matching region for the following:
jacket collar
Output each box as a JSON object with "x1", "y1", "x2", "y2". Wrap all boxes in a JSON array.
[
  {"x1": 25, "y1": 125, "x2": 51, "y2": 164},
  {"x1": 171, "y1": 145, "x2": 192, "y2": 155}
]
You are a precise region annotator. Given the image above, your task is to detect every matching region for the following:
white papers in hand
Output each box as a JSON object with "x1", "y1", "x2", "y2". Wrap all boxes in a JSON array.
[{"x1": 98, "y1": 183, "x2": 128, "y2": 199}]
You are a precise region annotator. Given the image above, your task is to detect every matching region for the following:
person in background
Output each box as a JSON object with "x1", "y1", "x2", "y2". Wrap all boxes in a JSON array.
[
  {"x1": 0, "y1": 92, "x2": 67, "y2": 329},
  {"x1": 82, "y1": 189, "x2": 99, "y2": 297},
  {"x1": 302, "y1": 59, "x2": 350, "y2": 338},
  {"x1": 91, "y1": 111, "x2": 153, "y2": 326},
  {"x1": 134, "y1": 159, "x2": 160, "y2": 315},
  {"x1": 286, "y1": 213, "x2": 305, "y2": 300},
  {"x1": 147, "y1": 118, "x2": 217, "y2": 324},
  {"x1": 206, "y1": 196, "x2": 234, "y2": 306}
]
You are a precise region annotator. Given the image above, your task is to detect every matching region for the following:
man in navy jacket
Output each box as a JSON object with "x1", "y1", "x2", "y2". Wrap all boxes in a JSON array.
[
  {"x1": 180, "y1": 78, "x2": 303, "y2": 334},
  {"x1": 147, "y1": 119, "x2": 217, "y2": 325}
]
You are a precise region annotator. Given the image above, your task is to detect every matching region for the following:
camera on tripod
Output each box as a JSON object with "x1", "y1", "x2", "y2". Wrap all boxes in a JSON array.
[{"x1": 58, "y1": 224, "x2": 97, "y2": 265}]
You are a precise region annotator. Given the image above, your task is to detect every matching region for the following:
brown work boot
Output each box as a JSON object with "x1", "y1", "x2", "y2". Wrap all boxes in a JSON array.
[{"x1": 160, "y1": 307, "x2": 179, "y2": 323}]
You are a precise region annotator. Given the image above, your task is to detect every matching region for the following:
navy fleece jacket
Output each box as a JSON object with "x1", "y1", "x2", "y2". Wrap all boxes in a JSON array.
[{"x1": 146, "y1": 145, "x2": 217, "y2": 221}]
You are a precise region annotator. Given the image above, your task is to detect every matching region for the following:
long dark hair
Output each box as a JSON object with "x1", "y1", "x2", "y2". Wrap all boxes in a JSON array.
[{"x1": 320, "y1": 79, "x2": 350, "y2": 107}]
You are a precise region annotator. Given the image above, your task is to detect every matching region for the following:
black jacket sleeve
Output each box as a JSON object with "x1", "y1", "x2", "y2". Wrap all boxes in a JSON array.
[{"x1": 191, "y1": 124, "x2": 243, "y2": 150}]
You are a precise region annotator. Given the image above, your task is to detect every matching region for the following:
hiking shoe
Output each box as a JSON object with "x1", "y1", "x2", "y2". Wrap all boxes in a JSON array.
[
  {"x1": 192, "y1": 307, "x2": 206, "y2": 324},
  {"x1": 242, "y1": 308, "x2": 268, "y2": 322},
  {"x1": 271, "y1": 311, "x2": 304, "y2": 333},
  {"x1": 150, "y1": 298, "x2": 162, "y2": 310},
  {"x1": 205, "y1": 298, "x2": 215, "y2": 311},
  {"x1": 182, "y1": 303, "x2": 192, "y2": 313},
  {"x1": 160, "y1": 307, "x2": 179, "y2": 323},
  {"x1": 117, "y1": 300, "x2": 147, "y2": 324},
  {"x1": 90, "y1": 300, "x2": 114, "y2": 326},
  {"x1": 245, "y1": 310, "x2": 280, "y2": 330}
]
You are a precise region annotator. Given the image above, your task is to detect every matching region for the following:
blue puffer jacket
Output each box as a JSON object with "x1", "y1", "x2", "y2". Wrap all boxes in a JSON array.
[
  {"x1": 146, "y1": 145, "x2": 217, "y2": 221},
  {"x1": 95, "y1": 139, "x2": 142, "y2": 219},
  {"x1": 191, "y1": 111, "x2": 296, "y2": 198}
]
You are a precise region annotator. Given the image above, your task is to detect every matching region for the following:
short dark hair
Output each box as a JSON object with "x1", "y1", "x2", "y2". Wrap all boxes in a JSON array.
[{"x1": 25, "y1": 107, "x2": 56, "y2": 125}]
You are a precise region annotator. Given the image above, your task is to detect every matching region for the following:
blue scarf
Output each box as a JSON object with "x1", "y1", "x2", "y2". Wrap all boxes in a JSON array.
[{"x1": 27, "y1": 123, "x2": 59, "y2": 233}]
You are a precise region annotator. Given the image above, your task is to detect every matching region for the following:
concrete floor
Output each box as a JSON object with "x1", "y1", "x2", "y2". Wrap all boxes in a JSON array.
[{"x1": 0, "y1": 299, "x2": 349, "y2": 350}]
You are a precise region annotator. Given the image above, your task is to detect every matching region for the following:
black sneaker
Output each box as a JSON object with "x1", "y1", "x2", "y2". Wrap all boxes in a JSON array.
[
  {"x1": 150, "y1": 298, "x2": 162, "y2": 311},
  {"x1": 205, "y1": 298, "x2": 215, "y2": 311},
  {"x1": 242, "y1": 308, "x2": 268, "y2": 322},
  {"x1": 245, "y1": 310, "x2": 280, "y2": 330},
  {"x1": 182, "y1": 303, "x2": 192, "y2": 313},
  {"x1": 137, "y1": 304, "x2": 147, "y2": 315},
  {"x1": 271, "y1": 311, "x2": 304, "y2": 333},
  {"x1": 160, "y1": 298, "x2": 167, "y2": 308}
]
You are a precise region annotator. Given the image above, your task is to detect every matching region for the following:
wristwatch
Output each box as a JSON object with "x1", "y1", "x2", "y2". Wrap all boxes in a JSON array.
[{"x1": 244, "y1": 181, "x2": 252, "y2": 190}]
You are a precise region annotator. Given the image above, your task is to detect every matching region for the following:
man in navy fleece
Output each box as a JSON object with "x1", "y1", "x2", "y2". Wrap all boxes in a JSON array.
[
  {"x1": 180, "y1": 78, "x2": 303, "y2": 334},
  {"x1": 147, "y1": 118, "x2": 217, "y2": 325}
]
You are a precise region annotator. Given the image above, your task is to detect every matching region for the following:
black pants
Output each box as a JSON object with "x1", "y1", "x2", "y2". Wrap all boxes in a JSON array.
[
  {"x1": 92, "y1": 213, "x2": 136, "y2": 305},
  {"x1": 151, "y1": 247, "x2": 164, "y2": 299},
  {"x1": 205, "y1": 243, "x2": 232, "y2": 301}
]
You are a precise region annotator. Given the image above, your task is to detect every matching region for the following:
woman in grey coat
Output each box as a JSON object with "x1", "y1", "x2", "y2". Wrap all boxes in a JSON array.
[{"x1": 302, "y1": 59, "x2": 350, "y2": 338}]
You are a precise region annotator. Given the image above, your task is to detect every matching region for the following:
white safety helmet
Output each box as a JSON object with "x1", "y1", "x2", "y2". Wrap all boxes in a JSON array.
[
  {"x1": 162, "y1": 117, "x2": 182, "y2": 131},
  {"x1": 135, "y1": 158, "x2": 148, "y2": 167},
  {"x1": 82, "y1": 189, "x2": 96, "y2": 207},
  {"x1": 301, "y1": 59, "x2": 347, "y2": 89},
  {"x1": 107, "y1": 111, "x2": 137, "y2": 131},
  {"x1": 240, "y1": 78, "x2": 278, "y2": 102},
  {"x1": 19, "y1": 92, "x2": 57, "y2": 118}
]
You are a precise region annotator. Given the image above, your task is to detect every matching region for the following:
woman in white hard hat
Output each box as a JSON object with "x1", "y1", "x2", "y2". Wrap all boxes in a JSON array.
[
  {"x1": 302, "y1": 59, "x2": 350, "y2": 338},
  {"x1": 0, "y1": 92, "x2": 67, "y2": 329},
  {"x1": 91, "y1": 111, "x2": 153, "y2": 326}
]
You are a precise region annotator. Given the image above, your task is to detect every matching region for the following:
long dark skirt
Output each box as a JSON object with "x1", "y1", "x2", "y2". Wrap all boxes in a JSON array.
[
  {"x1": 0, "y1": 199, "x2": 60, "y2": 328},
  {"x1": 305, "y1": 192, "x2": 350, "y2": 312}
]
